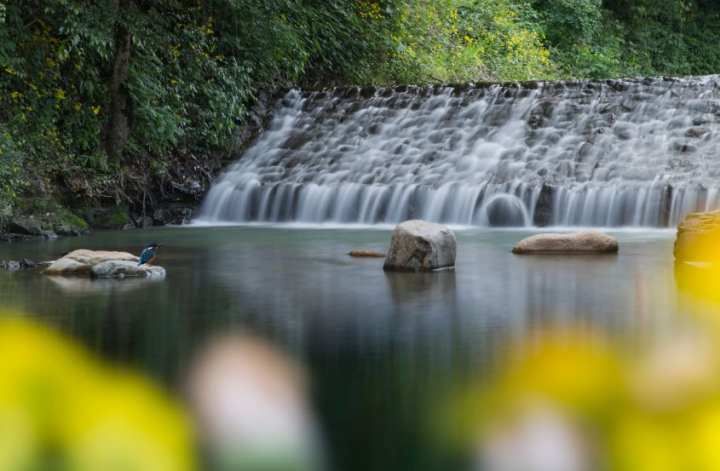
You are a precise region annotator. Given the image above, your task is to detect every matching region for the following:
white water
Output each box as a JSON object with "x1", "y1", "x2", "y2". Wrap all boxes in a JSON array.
[{"x1": 198, "y1": 77, "x2": 720, "y2": 227}]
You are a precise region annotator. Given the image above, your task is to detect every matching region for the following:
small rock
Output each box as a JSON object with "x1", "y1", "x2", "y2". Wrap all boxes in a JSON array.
[
  {"x1": 685, "y1": 127, "x2": 708, "y2": 138},
  {"x1": 512, "y1": 232, "x2": 618, "y2": 254},
  {"x1": 1, "y1": 261, "x2": 21, "y2": 272},
  {"x1": 348, "y1": 250, "x2": 385, "y2": 258},
  {"x1": 0, "y1": 259, "x2": 38, "y2": 271},
  {"x1": 20, "y1": 258, "x2": 37, "y2": 269},
  {"x1": 383, "y1": 220, "x2": 456, "y2": 272},
  {"x1": 41, "y1": 230, "x2": 58, "y2": 240}
]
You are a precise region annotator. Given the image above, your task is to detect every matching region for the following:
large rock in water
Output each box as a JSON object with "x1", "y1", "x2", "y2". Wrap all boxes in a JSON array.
[
  {"x1": 512, "y1": 231, "x2": 618, "y2": 254},
  {"x1": 383, "y1": 220, "x2": 456, "y2": 272},
  {"x1": 44, "y1": 249, "x2": 165, "y2": 279},
  {"x1": 674, "y1": 210, "x2": 720, "y2": 263}
]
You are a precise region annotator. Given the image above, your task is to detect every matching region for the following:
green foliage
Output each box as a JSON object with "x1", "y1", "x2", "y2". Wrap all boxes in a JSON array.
[
  {"x1": 533, "y1": 0, "x2": 604, "y2": 47},
  {"x1": 373, "y1": 0, "x2": 555, "y2": 83},
  {"x1": 0, "y1": 130, "x2": 24, "y2": 208}
]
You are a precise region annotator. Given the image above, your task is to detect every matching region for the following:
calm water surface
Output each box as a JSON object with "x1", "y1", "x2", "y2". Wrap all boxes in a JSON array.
[{"x1": 0, "y1": 226, "x2": 682, "y2": 470}]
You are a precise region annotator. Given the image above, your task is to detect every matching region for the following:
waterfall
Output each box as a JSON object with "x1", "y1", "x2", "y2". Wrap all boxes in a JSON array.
[{"x1": 197, "y1": 77, "x2": 720, "y2": 227}]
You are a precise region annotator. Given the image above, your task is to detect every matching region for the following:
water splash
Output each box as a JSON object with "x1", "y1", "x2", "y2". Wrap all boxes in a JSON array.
[{"x1": 198, "y1": 77, "x2": 720, "y2": 227}]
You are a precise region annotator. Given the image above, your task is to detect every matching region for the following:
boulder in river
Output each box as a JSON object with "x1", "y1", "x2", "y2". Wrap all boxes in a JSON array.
[
  {"x1": 383, "y1": 220, "x2": 456, "y2": 272},
  {"x1": 44, "y1": 249, "x2": 165, "y2": 279},
  {"x1": 512, "y1": 232, "x2": 618, "y2": 254},
  {"x1": 674, "y1": 210, "x2": 720, "y2": 263}
]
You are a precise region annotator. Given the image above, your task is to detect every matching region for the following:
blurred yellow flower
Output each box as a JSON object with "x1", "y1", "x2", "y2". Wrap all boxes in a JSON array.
[
  {"x1": 609, "y1": 413, "x2": 680, "y2": 471},
  {"x1": 500, "y1": 330, "x2": 625, "y2": 417},
  {"x1": 0, "y1": 312, "x2": 196, "y2": 471},
  {"x1": 688, "y1": 404, "x2": 720, "y2": 470},
  {"x1": 442, "y1": 330, "x2": 623, "y2": 449},
  {"x1": 440, "y1": 317, "x2": 720, "y2": 471},
  {"x1": 64, "y1": 372, "x2": 194, "y2": 471}
]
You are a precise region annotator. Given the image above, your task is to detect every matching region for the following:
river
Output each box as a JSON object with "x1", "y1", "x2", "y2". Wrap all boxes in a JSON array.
[{"x1": 0, "y1": 225, "x2": 683, "y2": 470}]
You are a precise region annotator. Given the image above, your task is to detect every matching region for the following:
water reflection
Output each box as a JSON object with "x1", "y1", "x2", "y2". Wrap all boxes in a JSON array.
[
  {"x1": 384, "y1": 271, "x2": 457, "y2": 305},
  {"x1": 47, "y1": 276, "x2": 164, "y2": 295}
]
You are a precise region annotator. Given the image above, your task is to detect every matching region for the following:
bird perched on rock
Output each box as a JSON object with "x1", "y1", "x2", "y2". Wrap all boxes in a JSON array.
[{"x1": 138, "y1": 242, "x2": 160, "y2": 266}]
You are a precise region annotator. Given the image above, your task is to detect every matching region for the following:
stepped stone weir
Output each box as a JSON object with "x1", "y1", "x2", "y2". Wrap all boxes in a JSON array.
[{"x1": 198, "y1": 77, "x2": 720, "y2": 227}]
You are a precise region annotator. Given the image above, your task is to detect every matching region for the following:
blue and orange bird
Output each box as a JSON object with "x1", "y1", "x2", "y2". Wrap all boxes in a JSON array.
[{"x1": 138, "y1": 242, "x2": 160, "y2": 266}]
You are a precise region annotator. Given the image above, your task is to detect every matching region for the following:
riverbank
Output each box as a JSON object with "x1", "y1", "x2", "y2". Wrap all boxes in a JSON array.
[
  {"x1": 1, "y1": 158, "x2": 210, "y2": 242},
  {"x1": 0, "y1": 91, "x2": 276, "y2": 242}
]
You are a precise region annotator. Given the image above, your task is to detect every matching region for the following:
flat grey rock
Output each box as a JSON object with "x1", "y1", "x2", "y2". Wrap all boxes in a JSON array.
[{"x1": 512, "y1": 232, "x2": 618, "y2": 254}]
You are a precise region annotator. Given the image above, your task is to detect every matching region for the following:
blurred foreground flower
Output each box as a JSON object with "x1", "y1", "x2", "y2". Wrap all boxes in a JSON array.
[
  {"x1": 0, "y1": 311, "x2": 195, "y2": 471},
  {"x1": 675, "y1": 261, "x2": 720, "y2": 335},
  {"x1": 187, "y1": 335, "x2": 323, "y2": 471},
  {"x1": 442, "y1": 328, "x2": 720, "y2": 471},
  {"x1": 674, "y1": 210, "x2": 720, "y2": 332}
]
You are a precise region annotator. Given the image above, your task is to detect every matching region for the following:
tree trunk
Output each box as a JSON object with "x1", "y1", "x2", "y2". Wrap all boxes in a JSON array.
[{"x1": 104, "y1": 0, "x2": 133, "y2": 160}]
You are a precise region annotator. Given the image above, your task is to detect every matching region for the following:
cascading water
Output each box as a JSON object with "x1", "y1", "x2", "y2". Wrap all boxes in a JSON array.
[{"x1": 197, "y1": 76, "x2": 720, "y2": 227}]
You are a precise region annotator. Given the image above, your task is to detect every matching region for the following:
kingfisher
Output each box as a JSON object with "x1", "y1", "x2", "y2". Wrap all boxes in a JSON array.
[{"x1": 138, "y1": 242, "x2": 160, "y2": 266}]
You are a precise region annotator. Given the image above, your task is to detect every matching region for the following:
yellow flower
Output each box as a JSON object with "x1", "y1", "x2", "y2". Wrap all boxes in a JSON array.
[
  {"x1": 499, "y1": 331, "x2": 624, "y2": 417},
  {"x1": 63, "y1": 372, "x2": 195, "y2": 471},
  {"x1": 0, "y1": 312, "x2": 196, "y2": 471},
  {"x1": 609, "y1": 413, "x2": 680, "y2": 471},
  {"x1": 54, "y1": 88, "x2": 66, "y2": 100},
  {"x1": 0, "y1": 315, "x2": 98, "y2": 469},
  {"x1": 91, "y1": 106, "x2": 101, "y2": 115}
]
